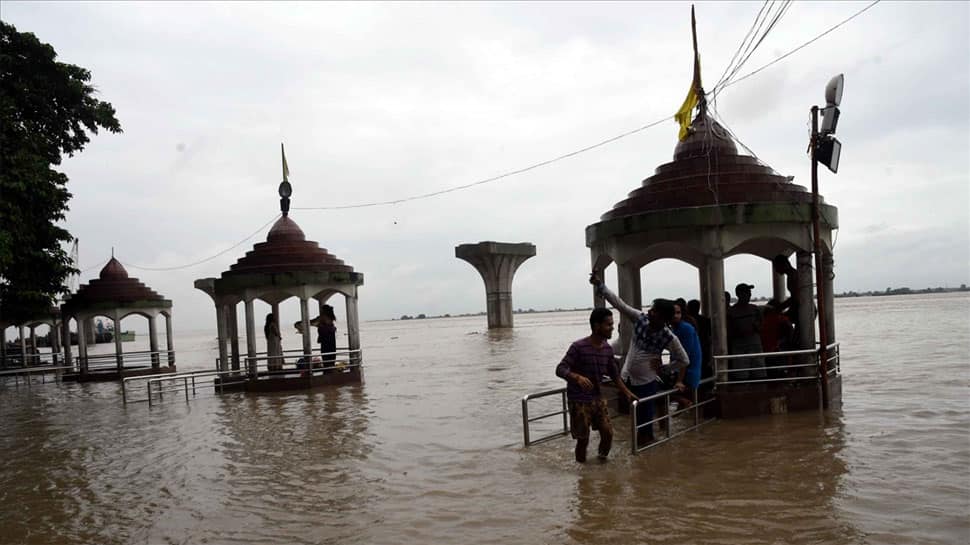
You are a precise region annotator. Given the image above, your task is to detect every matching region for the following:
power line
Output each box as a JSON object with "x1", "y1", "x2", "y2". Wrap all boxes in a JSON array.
[
  {"x1": 292, "y1": 115, "x2": 673, "y2": 211},
  {"x1": 99, "y1": 1, "x2": 882, "y2": 273},
  {"x1": 719, "y1": 0, "x2": 881, "y2": 92},
  {"x1": 713, "y1": 1, "x2": 770, "y2": 92},
  {"x1": 119, "y1": 214, "x2": 281, "y2": 272}
]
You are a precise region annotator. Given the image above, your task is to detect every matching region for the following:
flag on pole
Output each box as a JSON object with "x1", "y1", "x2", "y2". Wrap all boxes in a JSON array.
[
  {"x1": 281, "y1": 142, "x2": 290, "y2": 182},
  {"x1": 675, "y1": 5, "x2": 703, "y2": 141}
]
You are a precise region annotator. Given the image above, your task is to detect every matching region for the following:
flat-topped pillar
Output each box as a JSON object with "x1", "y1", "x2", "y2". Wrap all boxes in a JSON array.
[{"x1": 456, "y1": 241, "x2": 536, "y2": 329}]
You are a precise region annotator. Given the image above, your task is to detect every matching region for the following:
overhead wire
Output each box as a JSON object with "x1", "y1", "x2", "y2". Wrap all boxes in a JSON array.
[{"x1": 98, "y1": 1, "x2": 881, "y2": 274}]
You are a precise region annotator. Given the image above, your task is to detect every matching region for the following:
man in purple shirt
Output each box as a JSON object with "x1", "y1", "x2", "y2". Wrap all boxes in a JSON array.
[{"x1": 556, "y1": 308, "x2": 635, "y2": 463}]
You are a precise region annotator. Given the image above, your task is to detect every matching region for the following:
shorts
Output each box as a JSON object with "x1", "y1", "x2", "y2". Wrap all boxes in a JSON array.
[{"x1": 568, "y1": 398, "x2": 612, "y2": 440}]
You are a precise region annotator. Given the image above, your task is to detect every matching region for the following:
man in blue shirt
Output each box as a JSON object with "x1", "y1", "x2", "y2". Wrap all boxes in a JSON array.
[{"x1": 671, "y1": 301, "x2": 703, "y2": 409}]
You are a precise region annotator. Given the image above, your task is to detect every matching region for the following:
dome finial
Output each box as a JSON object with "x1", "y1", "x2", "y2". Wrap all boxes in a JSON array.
[{"x1": 279, "y1": 143, "x2": 292, "y2": 217}]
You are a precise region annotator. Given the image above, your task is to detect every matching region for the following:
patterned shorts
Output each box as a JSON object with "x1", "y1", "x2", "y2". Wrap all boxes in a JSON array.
[{"x1": 568, "y1": 398, "x2": 613, "y2": 440}]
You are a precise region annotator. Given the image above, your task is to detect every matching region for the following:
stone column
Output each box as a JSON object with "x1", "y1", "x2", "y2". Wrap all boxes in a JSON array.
[
  {"x1": 796, "y1": 251, "x2": 817, "y2": 377},
  {"x1": 345, "y1": 292, "x2": 361, "y2": 365},
  {"x1": 85, "y1": 317, "x2": 96, "y2": 345},
  {"x1": 299, "y1": 297, "x2": 312, "y2": 357},
  {"x1": 148, "y1": 315, "x2": 160, "y2": 368},
  {"x1": 0, "y1": 326, "x2": 6, "y2": 366},
  {"x1": 706, "y1": 256, "x2": 728, "y2": 383},
  {"x1": 29, "y1": 326, "x2": 38, "y2": 365},
  {"x1": 78, "y1": 318, "x2": 89, "y2": 374},
  {"x1": 113, "y1": 311, "x2": 124, "y2": 373},
  {"x1": 699, "y1": 265, "x2": 711, "y2": 316},
  {"x1": 244, "y1": 299, "x2": 257, "y2": 377},
  {"x1": 228, "y1": 305, "x2": 240, "y2": 371},
  {"x1": 216, "y1": 304, "x2": 229, "y2": 372},
  {"x1": 50, "y1": 321, "x2": 60, "y2": 366},
  {"x1": 165, "y1": 313, "x2": 175, "y2": 366},
  {"x1": 772, "y1": 270, "x2": 787, "y2": 303},
  {"x1": 615, "y1": 262, "x2": 642, "y2": 357},
  {"x1": 456, "y1": 242, "x2": 536, "y2": 328},
  {"x1": 62, "y1": 318, "x2": 73, "y2": 370},
  {"x1": 19, "y1": 325, "x2": 26, "y2": 367}
]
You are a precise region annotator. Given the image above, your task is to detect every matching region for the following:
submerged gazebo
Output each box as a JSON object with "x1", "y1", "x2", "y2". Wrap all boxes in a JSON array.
[
  {"x1": 61, "y1": 257, "x2": 176, "y2": 381},
  {"x1": 0, "y1": 307, "x2": 62, "y2": 368},
  {"x1": 586, "y1": 110, "x2": 840, "y2": 417},
  {"x1": 194, "y1": 175, "x2": 364, "y2": 392}
]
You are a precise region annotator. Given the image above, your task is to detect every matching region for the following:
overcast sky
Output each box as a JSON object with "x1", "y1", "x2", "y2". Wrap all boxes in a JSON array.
[{"x1": 4, "y1": 1, "x2": 968, "y2": 333}]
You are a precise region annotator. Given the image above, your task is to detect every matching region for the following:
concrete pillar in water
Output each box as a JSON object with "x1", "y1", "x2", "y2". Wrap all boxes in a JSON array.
[
  {"x1": 455, "y1": 242, "x2": 536, "y2": 329},
  {"x1": 85, "y1": 317, "x2": 96, "y2": 344},
  {"x1": 113, "y1": 311, "x2": 124, "y2": 374},
  {"x1": 228, "y1": 305, "x2": 240, "y2": 371},
  {"x1": 796, "y1": 251, "x2": 817, "y2": 377},
  {"x1": 165, "y1": 312, "x2": 175, "y2": 366},
  {"x1": 148, "y1": 315, "x2": 159, "y2": 368},
  {"x1": 345, "y1": 291, "x2": 361, "y2": 365},
  {"x1": 244, "y1": 299, "x2": 257, "y2": 377},
  {"x1": 706, "y1": 256, "x2": 728, "y2": 383},
  {"x1": 615, "y1": 263, "x2": 642, "y2": 356}
]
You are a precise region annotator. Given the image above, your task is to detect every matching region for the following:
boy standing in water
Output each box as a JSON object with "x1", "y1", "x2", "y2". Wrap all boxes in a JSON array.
[{"x1": 556, "y1": 307, "x2": 635, "y2": 463}]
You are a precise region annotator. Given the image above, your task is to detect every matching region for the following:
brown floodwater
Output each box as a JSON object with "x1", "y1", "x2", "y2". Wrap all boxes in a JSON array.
[{"x1": 1, "y1": 293, "x2": 968, "y2": 544}]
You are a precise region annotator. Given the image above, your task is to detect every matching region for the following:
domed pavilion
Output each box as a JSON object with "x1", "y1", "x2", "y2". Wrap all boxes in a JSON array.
[
  {"x1": 586, "y1": 109, "x2": 841, "y2": 417},
  {"x1": 194, "y1": 176, "x2": 364, "y2": 392},
  {"x1": 61, "y1": 257, "x2": 175, "y2": 380}
]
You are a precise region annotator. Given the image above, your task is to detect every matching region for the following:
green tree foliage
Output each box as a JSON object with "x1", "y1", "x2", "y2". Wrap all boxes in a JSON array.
[{"x1": 0, "y1": 21, "x2": 121, "y2": 323}]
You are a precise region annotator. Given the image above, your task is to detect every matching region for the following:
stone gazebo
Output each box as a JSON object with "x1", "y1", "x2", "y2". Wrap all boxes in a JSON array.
[
  {"x1": 61, "y1": 258, "x2": 176, "y2": 381},
  {"x1": 194, "y1": 183, "x2": 364, "y2": 392},
  {"x1": 586, "y1": 111, "x2": 840, "y2": 417},
  {"x1": 0, "y1": 308, "x2": 62, "y2": 368}
]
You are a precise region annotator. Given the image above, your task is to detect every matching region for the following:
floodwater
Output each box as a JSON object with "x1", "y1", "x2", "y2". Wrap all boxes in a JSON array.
[{"x1": 1, "y1": 293, "x2": 968, "y2": 545}]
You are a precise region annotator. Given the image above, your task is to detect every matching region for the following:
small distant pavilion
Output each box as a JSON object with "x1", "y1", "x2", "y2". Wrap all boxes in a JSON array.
[
  {"x1": 0, "y1": 307, "x2": 61, "y2": 368},
  {"x1": 61, "y1": 258, "x2": 175, "y2": 381},
  {"x1": 194, "y1": 174, "x2": 364, "y2": 392},
  {"x1": 586, "y1": 110, "x2": 840, "y2": 417}
]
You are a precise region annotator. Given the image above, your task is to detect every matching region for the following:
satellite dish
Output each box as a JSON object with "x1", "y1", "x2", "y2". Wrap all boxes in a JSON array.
[{"x1": 825, "y1": 74, "x2": 844, "y2": 107}]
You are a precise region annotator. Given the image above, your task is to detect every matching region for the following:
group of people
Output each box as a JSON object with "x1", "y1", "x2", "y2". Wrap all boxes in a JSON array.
[
  {"x1": 556, "y1": 255, "x2": 803, "y2": 463},
  {"x1": 555, "y1": 273, "x2": 709, "y2": 462},
  {"x1": 725, "y1": 255, "x2": 802, "y2": 381},
  {"x1": 262, "y1": 304, "x2": 339, "y2": 372}
]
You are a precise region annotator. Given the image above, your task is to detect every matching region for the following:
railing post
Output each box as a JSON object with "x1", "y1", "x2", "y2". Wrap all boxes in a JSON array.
[
  {"x1": 561, "y1": 390, "x2": 568, "y2": 435},
  {"x1": 122, "y1": 379, "x2": 127, "y2": 404},
  {"x1": 522, "y1": 397, "x2": 530, "y2": 447},
  {"x1": 147, "y1": 381, "x2": 153, "y2": 407},
  {"x1": 184, "y1": 377, "x2": 189, "y2": 401},
  {"x1": 191, "y1": 375, "x2": 196, "y2": 396},
  {"x1": 631, "y1": 399, "x2": 639, "y2": 455}
]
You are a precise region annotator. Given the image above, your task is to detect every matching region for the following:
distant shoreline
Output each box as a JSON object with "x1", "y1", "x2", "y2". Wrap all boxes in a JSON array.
[{"x1": 382, "y1": 286, "x2": 969, "y2": 322}]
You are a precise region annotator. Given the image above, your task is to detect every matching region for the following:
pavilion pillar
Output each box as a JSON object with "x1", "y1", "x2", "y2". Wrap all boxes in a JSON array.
[
  {"x1": 77, "y1": 318, "x2": 89, "y2": 373},
  {"x1": 113, "y1": 311, "x2": 124, "y2": 373},
  {"x1": 215, "y1": 304, "x2": 229, "y2": 372},
  {"x1": 796, "y1": 250, "x2": 817, "y2": 377},
  {"x1": 699, "y1": 266, "x2": 711, "y2": 316},
  {"x1": 51, "y1": 321, "x2": 60, "y2": 366},
  {"x1": 0, "y1": 327, "x2": 6, "y2": 367},
  {"x1": 62, "y1": 318, "x2": 73, "y2": 370},
  {"x1": 772, "y1": 270, "x2": 787, "y2": 303},
  {"x1": 346, "y1": 292, "x2": 361, "y2": 365},
  {"x1": 165, "y1": 313, "x2": 175, "y2": 366},
  {"x1": 244, "y1": 299, "x2": 257, "y2": 377},
  {"x1": 148, "y1": 315, "x2": 160, "y2": 368},
  {"x1": 615, "y1": 262, "x2": 642, "y2": 357},
  {"x1": 706, "y1": 256, "x2": 728, "y2": 383},
  {"x1": 299, "y1": 297, "x2": 312, "y2": 357},
  {"x1": 228, "y1": 305, "x2": 240, "y2": 371},
  {"x1": 19, "y1": 326, "x2": 26, "y2": 367},
  {"x1": 85, "y1": 317, "x2": 96, "y2": 344},
  {"x1": 28, "y1": 326, "x2": 38, "y2": 365},
  {"x1": 271, "y1": 303, "x2": 281, "y2": 331}
]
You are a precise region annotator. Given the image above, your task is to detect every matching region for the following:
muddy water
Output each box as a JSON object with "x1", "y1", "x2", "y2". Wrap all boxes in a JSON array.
[{"x1": 0, "y1": 293, "x2": 967, "y2": 544}]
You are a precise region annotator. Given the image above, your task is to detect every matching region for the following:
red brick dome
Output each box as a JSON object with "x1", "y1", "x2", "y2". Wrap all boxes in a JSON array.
[
  {"x1": 600, "y1": 113, "x2": 815, "y2": 221},
  {"x1": 223, "y1": 216, "x2": 355, "y2": 276},
  {"x1": 65, "y1": 258, "x2": 167, "y2": 308}
]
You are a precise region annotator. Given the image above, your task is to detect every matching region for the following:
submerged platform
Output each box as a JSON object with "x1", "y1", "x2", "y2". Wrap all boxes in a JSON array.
[
  {"x1": 63, "y1": 365, "x2": 177, "y2": 383},
  {"x1": 717, "y1": 375, "x2": 842, "y2": 419},
  {"x1": 213, "y1": 365, "x2": 362, "y2": 393}
]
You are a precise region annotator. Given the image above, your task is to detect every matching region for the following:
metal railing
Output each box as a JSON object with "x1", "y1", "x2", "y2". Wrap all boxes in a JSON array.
[
  {"x1": 0, "y1": 365, "x2": 75, "y2": 387},
  {"x1": 521, "y1": 387, "x2": 570, "y2": 446},
  {"x1": 78, "y1": 349, "x2": 174, "y2": 372},
  {"x1": 122, "y1": 368, "x2": 220, "y2": 404},
  {"x1": 144, "y1": 370, "x2": 247, "y2": 406},
  {"x1": 630, "y1": 376, "x2": 716, "y2": 454},
  {"x1": 241, "y1": 348, "x2": 362, "y2": 378},
  {"x1": 713, "y1": 342, "x2": 841, "y2": 386}
]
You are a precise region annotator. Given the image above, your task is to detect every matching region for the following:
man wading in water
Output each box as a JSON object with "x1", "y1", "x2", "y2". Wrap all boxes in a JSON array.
[{"x1": 556, "y1": 307, "x2": 635, "y2": 463}]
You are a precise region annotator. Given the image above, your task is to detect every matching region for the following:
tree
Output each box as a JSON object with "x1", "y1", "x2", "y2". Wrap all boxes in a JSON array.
[{"x1": 0, "y1": 21, "x2": 121, "y2": 323}]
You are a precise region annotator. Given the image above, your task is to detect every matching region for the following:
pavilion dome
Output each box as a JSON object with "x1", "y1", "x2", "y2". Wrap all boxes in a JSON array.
[
  {"x1": 223, "y1": 215, "x2": 355, "y2": 276},
  {"x1": 599, "y1": 112, "x2": 816, "y2": 221},
  {"x1": 65, "y1": 257, "x2": 167, "y2": 308}
]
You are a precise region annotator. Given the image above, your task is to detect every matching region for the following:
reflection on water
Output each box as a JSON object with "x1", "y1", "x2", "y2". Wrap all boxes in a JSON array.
[{"x1": 0, "y1": 293, "x2": 967, "y2": 544}]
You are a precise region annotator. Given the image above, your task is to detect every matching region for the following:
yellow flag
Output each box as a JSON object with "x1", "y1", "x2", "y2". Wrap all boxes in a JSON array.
[{"x1": 675, "y1": 5, "x2": 703, "y2": 141}]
